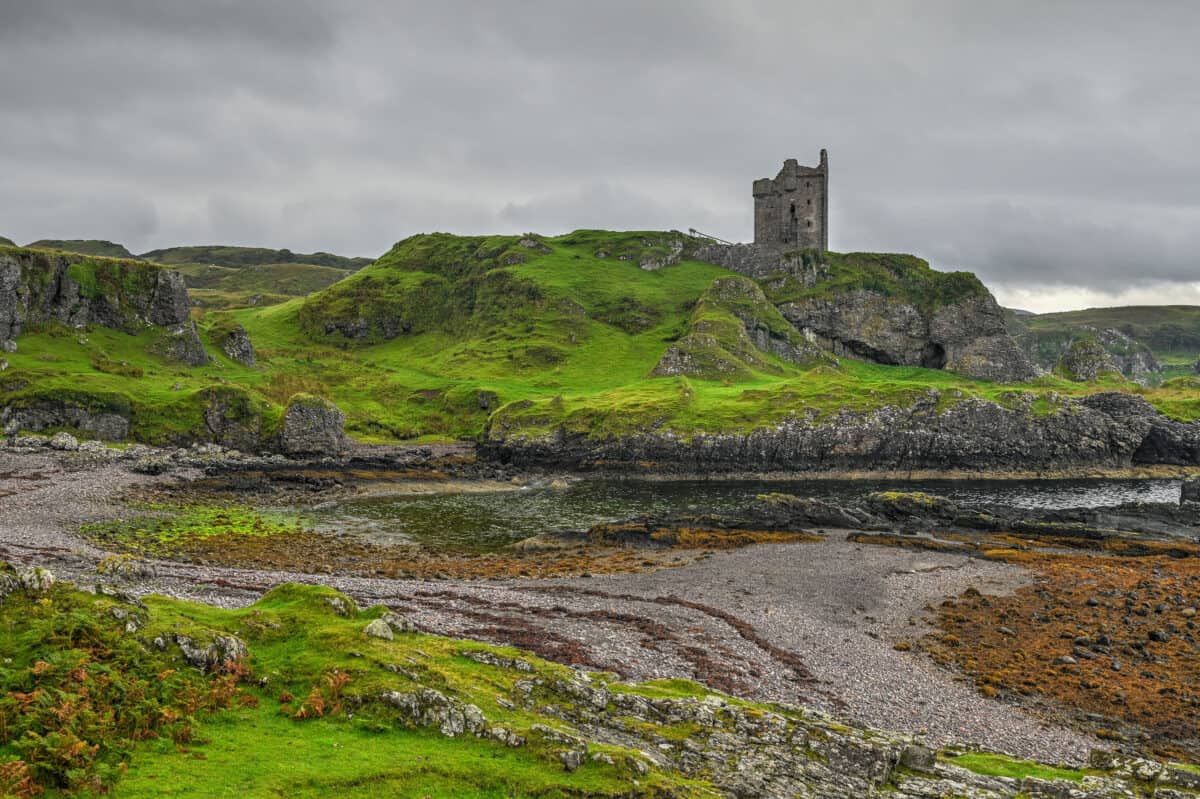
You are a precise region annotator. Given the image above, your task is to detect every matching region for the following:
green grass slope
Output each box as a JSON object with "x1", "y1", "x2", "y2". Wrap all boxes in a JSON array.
[
  {"x1": 26, "y1": 240, "x2": 137, "y2": 259},
  {"x1": 1022, "y1": 305, "x2": 1200, "y2": 378},
  {"x1": 169, "y1": 262, "x2": 354, "y2": 309},
  {"x1": 0, "y1": 565, "x2": 712, "y2": 797},
  {"x1": 4, "y1": 231, "x2": 1198, "y2": 448},
  {"x1": 138, "y1": 246, "x2": 371, "y2": 310},
  {"x1": 0, "y1": 235, "x2": 14, "y2": 247}
]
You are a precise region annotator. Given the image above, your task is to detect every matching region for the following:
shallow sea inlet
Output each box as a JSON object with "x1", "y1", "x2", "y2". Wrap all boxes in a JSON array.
[{"x1": 306, "y1": 477, "x2": 1183, "y2": 551}]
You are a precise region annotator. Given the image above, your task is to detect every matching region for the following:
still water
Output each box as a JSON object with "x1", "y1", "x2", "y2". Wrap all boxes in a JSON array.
[{"x1": 308, "y1": 477, "x2": 1182, "y2": 551}]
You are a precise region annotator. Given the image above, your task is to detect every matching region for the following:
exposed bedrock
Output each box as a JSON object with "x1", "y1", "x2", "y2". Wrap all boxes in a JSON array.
[
  {"x1": 483, "y1": 392, "x2": 1200, "y2": 473},
  {"x1": 779, "y1": 293, "x2": 1036, "y2": 383}
]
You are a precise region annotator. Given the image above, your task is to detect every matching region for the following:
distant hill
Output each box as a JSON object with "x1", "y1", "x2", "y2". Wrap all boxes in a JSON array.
[
  {"x1": 1011, "y1": 305, "x2": 1200, "y2": 381},
  {"x1": 0, "y1": 235, "x2": 14, "y2": 247},
  {"x1": 140, "y1": 245, "x2": 372, "y2": 271},
  {"x1": 171, "y1": 261, "x2": 355, "y2": 309},
  {"x1": 26, "y1": 239, "x2": 137, "y2": 259}
]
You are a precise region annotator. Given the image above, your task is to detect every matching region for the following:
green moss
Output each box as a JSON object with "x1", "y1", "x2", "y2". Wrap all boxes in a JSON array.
[
  {"x1": 942, "y1": 751, "x2": 1089, "y2": 782},
  {"x1": 79, "y1": 504, "x2": 308, "y2": 556}
]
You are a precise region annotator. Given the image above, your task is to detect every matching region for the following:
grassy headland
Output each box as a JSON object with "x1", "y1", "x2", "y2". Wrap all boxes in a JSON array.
[{"x1": 3, "y1": 232, "x2": 1198, "y2": 450}]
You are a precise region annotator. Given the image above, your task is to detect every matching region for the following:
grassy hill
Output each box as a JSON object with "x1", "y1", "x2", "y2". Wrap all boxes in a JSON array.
[
  {"x1": 138, "y1": 246, "x2": 373, "y2": 309},
  {"x1": 3, "y1": 231, "x2": 1198, "y2": 448},
  {"x1": 0, "y1": 235, "x2": 14, "y2": 247},
  {"x1": 140, "y1": 245, "x2": 372, "y2": 271},
  {"x1": 26, "y1": 239, "x2": 137, "y2": 259},
  {"x1": 1020, "y1": 306, "x2": 1200, "y2": 378}
]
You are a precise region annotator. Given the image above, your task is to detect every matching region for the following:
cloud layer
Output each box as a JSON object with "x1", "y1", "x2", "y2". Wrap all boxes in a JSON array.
[{"x1": 1, "y1": 0, "x2": 1197, "y2": 311}]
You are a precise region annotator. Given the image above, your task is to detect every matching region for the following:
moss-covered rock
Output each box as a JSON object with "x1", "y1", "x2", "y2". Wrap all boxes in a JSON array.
[
  {"x1": 653, "y1": 275, "x2": 831, "y2": 379},
  {"x1": 277, "y1": 393, "x2": 348, "y2": 456}
]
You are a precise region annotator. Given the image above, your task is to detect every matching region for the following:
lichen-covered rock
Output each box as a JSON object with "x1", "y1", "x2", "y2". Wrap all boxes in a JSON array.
[
  {"x1": 0, "y1": 248, "x2": 191, "y2": 341},
  {"x1": 1056, "y1": 339, "x2": 1121, "y2": 382},
  {"x1": 780, "y1": 291, "x2": 1036, "y2": 383},
  {"x1": 18, "y1": 566, "x2": 56, "y2": 593},
  {"x1": 48, "y1": 431, "x2": 79, "y2": 451},
  {"x1": 151, "y1": 322, "x2": 210, "y2": 366},
  {"x1": 218, "y1": 323, "x2": 256, "y2": 366},
  {"x1": 277, "y1": 394, "x2": 348, "y2": 457},
  {"x1": 173, "y1": 632, "x2": 248, "y2": 672},
  {"x1": 0, "y1": 401, "x2": 130, "y2": 442},
  {"x1": 363, "y1": 618, "x2": 394, "y2": 640},
  {"x1": 200, "y1": 386, "x2": 262, "y2": 451}
]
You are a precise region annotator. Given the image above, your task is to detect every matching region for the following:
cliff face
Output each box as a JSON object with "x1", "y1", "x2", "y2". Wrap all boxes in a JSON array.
[
  {"x1": 0, "y1": 248, "x2": 197, "y2": 349},
  {"x1": 484, "y1": 391, "x2": 1200, "y2": 473},
  {"x1": 694, "y1": 244, "x2": 1037, "y2": 384}
]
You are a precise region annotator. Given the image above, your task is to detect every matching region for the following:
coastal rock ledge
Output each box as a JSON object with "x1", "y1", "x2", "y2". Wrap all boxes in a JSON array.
[{"x1": 484, "y1": 391, "x2": 1200, "y2": 473}]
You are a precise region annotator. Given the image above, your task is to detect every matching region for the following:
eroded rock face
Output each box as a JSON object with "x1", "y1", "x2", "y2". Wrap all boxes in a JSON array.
[
  {"x1": 486, "y1": 391, "x2": 1200, "y2": 473},
  {"x1": 1, "y1": 402, "x2": 131, "y2": 441},
  {"x1": 780, "y1": 292, "x2": 1036, "y2": 383},
  {"x1": 0, "y1": 249, "x2": 192, "y2": 340},
  {"x1": 277, "y1": 394, "x2": 349, "y2": 457},
  {"x1": 653, "y1": 276, "x2": 829, "y2": 378}
]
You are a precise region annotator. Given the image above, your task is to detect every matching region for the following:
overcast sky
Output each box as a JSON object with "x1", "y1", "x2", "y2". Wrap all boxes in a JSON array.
[{"x1": 1, "y1": 0, "x2": 1197, "y2": 313}]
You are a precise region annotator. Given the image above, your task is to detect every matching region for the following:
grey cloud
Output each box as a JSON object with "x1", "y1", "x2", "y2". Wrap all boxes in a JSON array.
[{"x1": 0, "y1": 0, "x2": 1197, "y2": 307}]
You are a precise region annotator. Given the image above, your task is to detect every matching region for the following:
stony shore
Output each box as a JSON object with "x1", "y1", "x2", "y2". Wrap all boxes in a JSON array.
[{"x1": 0, "y1": 445, "x2": 1108, "y2": 763}]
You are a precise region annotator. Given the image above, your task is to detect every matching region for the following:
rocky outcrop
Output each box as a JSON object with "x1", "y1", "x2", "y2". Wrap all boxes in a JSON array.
[
  {"x1": 277, "y1": 394, "x2": 349, "y2": 457},
  {"x1": 1056, "y1": 339, "x2": 1122, "y2": 381},
  {"x1": 1021, "y1": 327, "x2": 1161, "y2": 386},
  {"x1": 780, "y1": 292, "x2": 1036, "y2": 383},
  {"x1": 200, "y1": 386, "x2": 263, "y2": 451},
  {"x1": 653, "y1": 276, "x2": 829, "y2": 378},
  {"x1": 693, "y1": 244, "x2": 1036, "y2": 383},
  {"x1": 217, "y1": 323, "x2": 256, "y2": 366},
  {"x1": 0, "y1": 247, "x2": 207, "y2": 366},
  {"x1": 485, "y1": 391, "x2": 1200, "y2": 473},
  {"x1": 0, "y1": 248, "x2": 192, "y2": 339},
  {"x1": 1, "y1": 400, "x2": 131, "y2": 441}
]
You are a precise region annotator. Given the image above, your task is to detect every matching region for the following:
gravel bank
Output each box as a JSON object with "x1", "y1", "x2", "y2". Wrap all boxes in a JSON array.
[{"x1": 0, "y1": 450, "x2": 1098, "y2": 762}]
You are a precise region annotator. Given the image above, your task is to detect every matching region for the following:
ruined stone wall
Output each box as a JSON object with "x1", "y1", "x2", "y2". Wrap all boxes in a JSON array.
[{"x1": 753, "y1": 151, "x2": 828, "y2": 250}]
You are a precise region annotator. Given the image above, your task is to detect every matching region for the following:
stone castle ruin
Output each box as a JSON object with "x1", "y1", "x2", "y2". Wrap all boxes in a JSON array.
[{"x1": 753, "y1": 150, "x2": 828, "y2": 251}]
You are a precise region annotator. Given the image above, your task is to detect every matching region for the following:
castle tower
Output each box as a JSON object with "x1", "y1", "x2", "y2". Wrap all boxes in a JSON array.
[{"x1": 753, "y1": 150, "x2": 828, "y2": 250}]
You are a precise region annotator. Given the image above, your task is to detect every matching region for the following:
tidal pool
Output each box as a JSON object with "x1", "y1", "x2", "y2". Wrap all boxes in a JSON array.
[{"x1": 306, "y1": 477, "x2": 1182, "y2": 551}]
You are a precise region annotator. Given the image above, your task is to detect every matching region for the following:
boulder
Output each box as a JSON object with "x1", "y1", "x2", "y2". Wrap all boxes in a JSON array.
[
  {"x1": 151, "y1": 322, "x2": 210, "y2": 366},
  {"x1": 48, "y1": 431, "x2": 79, "y2": 451},
  {"x1": 277, "y1": 394, "x2": 348, "y2": 457},
  {"x1": 364, "y1": 619, "x2": 394, "y2": 640},
  {"x1": 218, "y1": 323, "x2": 256, "y2": 367},
  {"x1": 1181, "y1": 478, "x2": 1200, "y2": 505}
]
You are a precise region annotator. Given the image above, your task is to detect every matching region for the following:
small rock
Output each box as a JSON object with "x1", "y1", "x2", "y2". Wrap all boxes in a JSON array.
[
  {"x1": 1053, "y1": 655, "x2": 1078, "y2": 665},
  {"x1": 1181, "y1": 607, "x2": 1196, "y2": 618},
  {"x1": 1149, "y1": 629, "x2": 1170, "y2": 643},
  {"x1": 364, "y1": 619, "x2": 394, "y2": 640},
  {"x1": 559, "y1": 749, "x2": 586, "y2": 772},
  {"x1": 1, "y1": 339, "x2": 16, "y2": 353},
  {"x1": 381, "y1": 611, "x2": 417, "y2": 633},
  {"x1": 48, "y1": 431, "x2": 79, "y2": 451},
  {"x1": 899, "y1": 744, "x2": 936, "y2": 772},
  {"x1": 19, "y1": 566, "x2": 56, "y2": 593}
]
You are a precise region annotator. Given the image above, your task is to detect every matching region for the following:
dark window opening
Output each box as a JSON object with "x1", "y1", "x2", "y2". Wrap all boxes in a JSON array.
[{"x1": 807, "y1": 198, "x2": 812, "y2": 206}]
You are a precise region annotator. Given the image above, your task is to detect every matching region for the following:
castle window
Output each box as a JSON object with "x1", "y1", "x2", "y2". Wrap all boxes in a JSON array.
[
  {"x1": 807, "y1": 219, "x2": 812, "y2": 227},
  {"x1": 807, "y1": 198, "x2": 811, "y2": 206}
]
